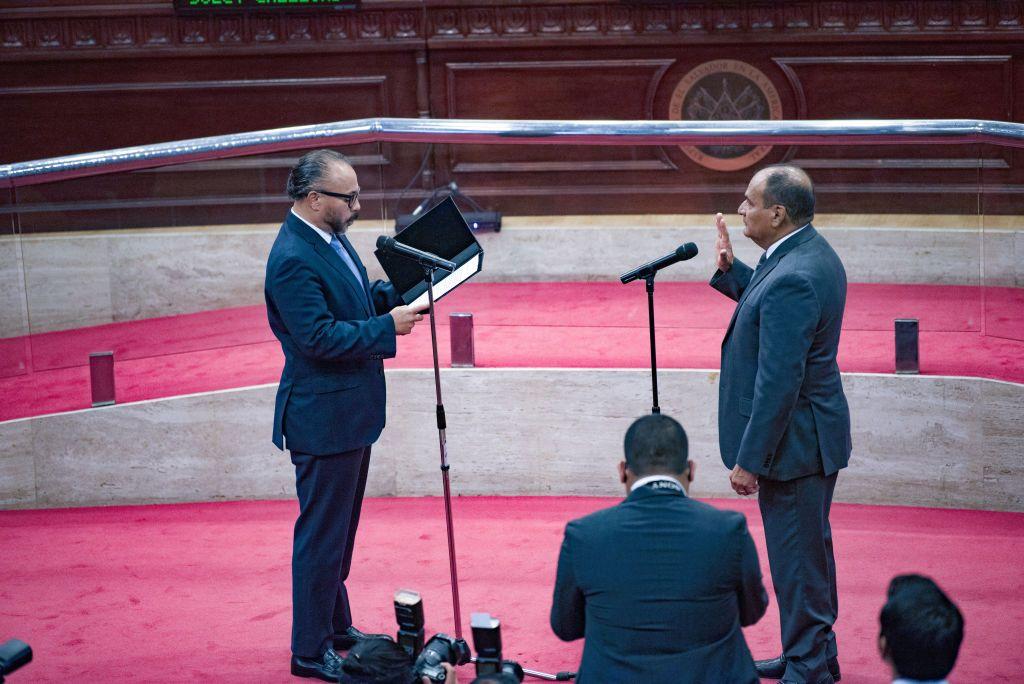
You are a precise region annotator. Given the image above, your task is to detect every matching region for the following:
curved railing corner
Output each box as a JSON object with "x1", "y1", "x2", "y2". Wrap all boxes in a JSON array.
[{"x1": 1, "y1": 118, "x2": 1023, "y2": 188}]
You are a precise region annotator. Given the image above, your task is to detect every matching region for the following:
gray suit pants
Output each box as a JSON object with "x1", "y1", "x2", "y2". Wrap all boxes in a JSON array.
[{"x1": 759, "y1": 471, "x2": 839, "y2": 684}]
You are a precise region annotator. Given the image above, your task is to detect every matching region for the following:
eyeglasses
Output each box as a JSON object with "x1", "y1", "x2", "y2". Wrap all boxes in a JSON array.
[{"x1": 313, "y1": 188, "x2": 359, "y2": 209}]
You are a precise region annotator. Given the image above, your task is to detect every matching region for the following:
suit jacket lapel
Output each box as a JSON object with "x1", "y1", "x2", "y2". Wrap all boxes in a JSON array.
[
  {"x1": 722, "y1": 225, "x2": 819, "y2": 343},
  {"x1": 338, "y1": 233, "x2": 375, "y2": 311},
  {"x1": 287, "y1": 215, "x2": 372, "y2": 317}
]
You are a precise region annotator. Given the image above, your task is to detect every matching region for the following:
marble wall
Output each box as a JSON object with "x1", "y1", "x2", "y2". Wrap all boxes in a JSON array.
[
  {"x1": 8, "y1": 216, "x2": 1022, "y2": 333},
  {"x1": 2, "y1": 370, "x2": 1021, "y2": 511},
  {"x1": 0, "y1": 236, "x2": 29, "y2": 339}
]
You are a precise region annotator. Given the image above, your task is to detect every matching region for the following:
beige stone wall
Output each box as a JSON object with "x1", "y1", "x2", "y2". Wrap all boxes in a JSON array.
[
  {"x1": 4, "y1": 215, "x2": 1021, "y2": 333},
  {"x1": 2, "y1": 370, "x2": 1021, "y2": 511},
  {"x1": 0, "y1": 237, "x2": 29, "y2": 339}
]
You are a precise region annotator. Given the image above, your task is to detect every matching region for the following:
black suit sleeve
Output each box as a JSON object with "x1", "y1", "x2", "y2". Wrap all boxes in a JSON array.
[
  {"x1": 733, "y1": 515, "x2": 769, "y2": 627},
  {"x1": 550, "y1": 523, "x2": 586, "y2": 642},
  {"x1": 369, "y1": 280, "x2": 402, "y2": 315},
  {"x1": 268, "y1": 256, "x2": 397, "y2": 362}
]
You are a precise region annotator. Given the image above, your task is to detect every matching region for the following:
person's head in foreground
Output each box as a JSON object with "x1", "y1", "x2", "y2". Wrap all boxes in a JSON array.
[
  {"x1": 879, "y1": 574, "x2": 963, "y2": 683},
  {"x1": 619, "y1": 413, "x2": 695, "y2": 495}
]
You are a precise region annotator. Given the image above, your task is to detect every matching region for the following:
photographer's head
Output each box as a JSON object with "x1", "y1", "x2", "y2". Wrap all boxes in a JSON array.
[
  {"x1": 620, "y1": 414, "x2": 694, "y2": 494},
  {"x1": 879, "y1": 574, "x2": 963, "y2": 682}
]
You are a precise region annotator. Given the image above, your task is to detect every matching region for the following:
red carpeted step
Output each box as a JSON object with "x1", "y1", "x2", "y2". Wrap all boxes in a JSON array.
[
  {"x1": 2, "y1": 282, "x2": 1022, "y2": 421},
  {"x1": 0, "y1": 497, "x2": 1021, "y2": 682}
]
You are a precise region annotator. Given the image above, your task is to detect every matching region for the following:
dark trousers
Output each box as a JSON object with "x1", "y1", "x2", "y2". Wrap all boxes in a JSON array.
[
  {"x1": 759, "y1": 471, "x2": 839, "y2": 684},
  {"x1": 290, "y1": 446, "x2": 372, "y2": 659}
]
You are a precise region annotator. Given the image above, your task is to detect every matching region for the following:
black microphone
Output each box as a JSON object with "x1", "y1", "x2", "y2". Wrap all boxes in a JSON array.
[
  {"x1": 376, "y1": 235, "x2": 457, "y2": 272},
  {"x1": 619, "y1": 243, "x2": 699, "y2": 284}
]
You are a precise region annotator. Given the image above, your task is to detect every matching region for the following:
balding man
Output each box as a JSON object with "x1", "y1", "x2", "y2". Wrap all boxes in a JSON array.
[
  {"x1": 711, "y1": 165, "x2": 851, "y2": 684},
  {"x1": 265, "y1": 149, "x2": 425, "y2": 681}
]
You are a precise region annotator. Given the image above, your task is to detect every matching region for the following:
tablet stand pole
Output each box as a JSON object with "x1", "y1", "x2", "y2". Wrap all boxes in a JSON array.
[{"x1": 422, "y1": 264, "x2": 467, "y2": 647}]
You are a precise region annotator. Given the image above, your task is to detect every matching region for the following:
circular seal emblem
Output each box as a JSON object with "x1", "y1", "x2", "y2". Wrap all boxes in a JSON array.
[{"x1": 668, "y1": 60, "x2": 783, "y2": 171}]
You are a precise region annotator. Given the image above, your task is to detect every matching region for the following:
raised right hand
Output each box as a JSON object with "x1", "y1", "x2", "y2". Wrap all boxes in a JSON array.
[
  {"x1": 390, "y1": 304, "x2": 426, "y2": 335},
  {"x1": 715, "y1": 212, "x2": 734, "y2": 272}
]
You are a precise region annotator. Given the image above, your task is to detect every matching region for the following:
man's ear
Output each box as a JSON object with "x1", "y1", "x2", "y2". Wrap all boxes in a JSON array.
[
  {"x1": 618, "y1": 460, "x2": 628, "y2": 484},
  {"x1": 878, "y1": 634, "x2": 889, "y2": 661},
  {"x1": 771, "y1": 204, "x2": 786, "y2": 227},
  {"x1": 686, "y1": 459, "x2": 696, "y2": 484}
]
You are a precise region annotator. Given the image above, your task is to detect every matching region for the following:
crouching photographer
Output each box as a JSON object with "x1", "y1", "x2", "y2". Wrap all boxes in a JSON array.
[
  {"x1": 340, "y1": 589, "x2": 537, "y2": 684},
  {"x1": 335, "y1": 589, "x2": 469, "y2": 683},
  {"x1": 339, "y1": 637, "x2": 463, "y2": 684}
]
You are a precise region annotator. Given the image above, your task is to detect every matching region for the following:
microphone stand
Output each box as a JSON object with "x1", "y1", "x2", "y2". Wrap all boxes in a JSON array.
[
  {"x1": 421, "y1": 261, "x2": 574, "y2": 681},
  {"x1": 421, "y1": 263, "x2": 468, "y2": 648},
  {"x1": 644, "y1": 274, "x2": 661, "y2": 414}
]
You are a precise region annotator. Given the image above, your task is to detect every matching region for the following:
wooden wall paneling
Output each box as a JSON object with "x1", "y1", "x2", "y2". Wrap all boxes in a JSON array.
[
  {"x1": 770, "y1": 53, "x2": 1016, "y2": 214},
  {"x1": 428, "y1": 52, "x2": 680, "y2": 215},
  {"x1": 2, "y1": 2, "x2": 1024, "y2": 222},
  {"x1": 442, "y1": 56, "x2": 676, "y2": 170},
  {"x1": 1, "y1": 75, "x2": 391, "y2": 162},
  {"x1": 4, "y1": 48, "x2": 433, "y2": 230}
]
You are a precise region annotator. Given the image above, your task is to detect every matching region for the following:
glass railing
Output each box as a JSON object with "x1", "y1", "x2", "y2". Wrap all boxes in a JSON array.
[{"x1": 0, "y1": 119, "x2": 1021, "y2": 414}]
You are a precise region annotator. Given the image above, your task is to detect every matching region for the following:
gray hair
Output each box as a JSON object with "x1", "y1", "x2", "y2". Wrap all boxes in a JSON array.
[
  {"x1": 286, "y1": 149, "x2": 351, "y2": 200},
  {"x1": 760, "y1": 164, "x2": 815, "y2": 227}
]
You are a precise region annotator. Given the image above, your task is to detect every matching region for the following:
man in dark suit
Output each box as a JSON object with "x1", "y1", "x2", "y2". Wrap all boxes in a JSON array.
[
  {"x1": 550, "y1": 413, "x2": 768, "y2": 683},
  {"x1": 710, "y1": 165, "x2": 851, "y2": 684},
  {"x1": 265, "y1": 149, "x2": 425, "y2": 681}
]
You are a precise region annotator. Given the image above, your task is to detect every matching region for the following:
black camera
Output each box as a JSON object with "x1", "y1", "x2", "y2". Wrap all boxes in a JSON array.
[
  {"x1": 470, "y1": 613, "x2": 524, "y2": 682},
  {"x1": 393, "y1": 589, "x2": 471, "y2": 682},
  {"x1": 414, "y1": 633, "x2": 471, "y2": 682},
  {"x1": 0, "y1": 639, "x2": 32, "y2": 683}
]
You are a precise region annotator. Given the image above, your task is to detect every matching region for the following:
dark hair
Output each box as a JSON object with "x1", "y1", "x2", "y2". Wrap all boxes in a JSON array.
[
  {"x1": 760, "y1": 164, "x2": 815, "y2": 226},
  {"x1": 340, "y1": 637, "x2": 415, "y2": 684},
  {"x1": 287, "y1": 149, "x2": 351, "y2": 200},
  {"x1": 623, "y1": 414, "x2": 689, "y2": 477},
  {"x1": 880, "y1": 574, "x2": 964, "y2": 680}
]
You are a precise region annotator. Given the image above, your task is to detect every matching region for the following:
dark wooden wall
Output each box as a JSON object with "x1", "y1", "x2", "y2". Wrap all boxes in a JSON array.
[{"x1": 2, "y1": 0, "x2": 1022, "y2": 230}]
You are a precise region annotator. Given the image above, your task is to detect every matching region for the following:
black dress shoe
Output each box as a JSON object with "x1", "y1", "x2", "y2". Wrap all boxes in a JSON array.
[
  {"x1": 291, "y1": 647, "x2": 344, "y2": 682},
  {"x1": 333, "y1": 625, "x2": 390, "y2": 651},
  {"x1": 755, "y1": 654, "x2": 841, "y2": 682}
]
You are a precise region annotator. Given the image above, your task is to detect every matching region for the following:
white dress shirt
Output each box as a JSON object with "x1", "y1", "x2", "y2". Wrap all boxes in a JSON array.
[
  {"x1": 763, "y1": 222, "x2": 811, "y2": 261},
  {"x1": 291, "y1": 209, "x2": 365, "y2": 292},
  {"x1": 291, "y1": 208, "x2": 333, "y2": 244},
  {"x1": 630, "y1": 475, "x2": 686, "y2": 494}
]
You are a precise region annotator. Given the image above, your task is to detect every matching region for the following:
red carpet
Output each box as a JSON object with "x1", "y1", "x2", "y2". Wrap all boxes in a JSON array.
[
  {"x1": 1, "y1": 282, "x2": 1022, "y2": 422},
  {"x1": 0, "y1": 497, "x2": 1021, "y2": 682}
]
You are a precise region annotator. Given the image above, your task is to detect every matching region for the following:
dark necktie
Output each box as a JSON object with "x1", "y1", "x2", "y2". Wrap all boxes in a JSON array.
[{"x1": 755, "y1": 252, "x2": 767, "y2": 270}]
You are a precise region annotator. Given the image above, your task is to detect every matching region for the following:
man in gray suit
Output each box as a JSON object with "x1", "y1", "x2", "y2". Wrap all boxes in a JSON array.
[
  {"x1": 550, "y1": 413, "x2": 768, "y2": 683},
  {"x1": 710, "y1": 165, "x2": 851, "y2": 684}
]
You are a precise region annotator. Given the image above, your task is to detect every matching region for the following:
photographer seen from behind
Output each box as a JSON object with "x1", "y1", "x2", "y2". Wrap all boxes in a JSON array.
[
  {"x1": 550, "y1": 414, "x2": 769, "y2": 683},
  {"x1": 878, "y1": 574, "x2": 963, "y2": 684}
]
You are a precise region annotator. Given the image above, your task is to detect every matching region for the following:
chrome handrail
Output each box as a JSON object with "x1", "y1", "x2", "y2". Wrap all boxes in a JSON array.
[{"x1": 2, "y1": 118, "x2": 1023, "y2": 188}]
